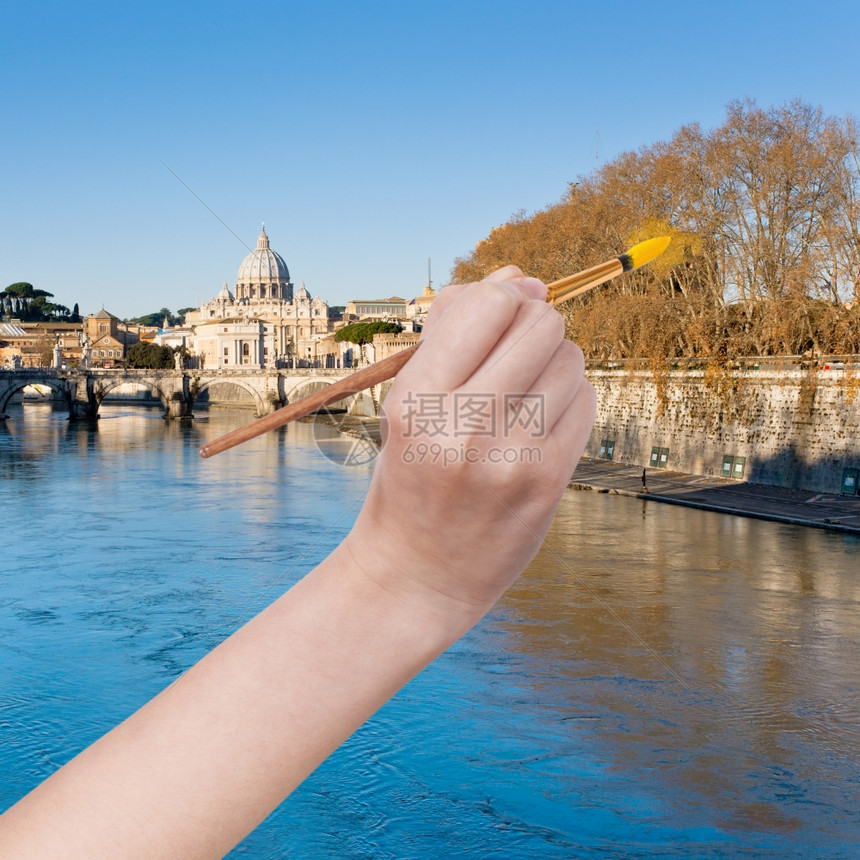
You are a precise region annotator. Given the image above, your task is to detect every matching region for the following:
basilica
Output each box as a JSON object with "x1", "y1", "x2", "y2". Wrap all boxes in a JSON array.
[{"x1": 183, "y1": 227, "x2": 335, "y2": 368}]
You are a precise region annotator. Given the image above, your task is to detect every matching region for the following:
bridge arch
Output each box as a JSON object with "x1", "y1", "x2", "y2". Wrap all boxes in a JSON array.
[
  {"x1": 285, "y1": 378, "x2": 367, "y2": 416},
  {"x1": 0, "y1": 375, "x2": 71, "y2": 417},
  {"x1": 191, "y1": 377, "x2": 266, "y2": 415},
  {"x1": 94, "y1": 376, "x2": 170, "y2": 413}
]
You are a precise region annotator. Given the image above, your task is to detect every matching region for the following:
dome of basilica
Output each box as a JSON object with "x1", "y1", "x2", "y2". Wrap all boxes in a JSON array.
[{"x1": 237, "y1": 226, "x2": 290, "y2": 284}]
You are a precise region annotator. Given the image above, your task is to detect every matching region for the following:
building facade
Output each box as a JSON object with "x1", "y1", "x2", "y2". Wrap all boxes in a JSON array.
[
  {"x1": 1, "y1": 321, "x2": 87, "y2": 368},
  {"x1": 345, "y1": 285, "x2": 437, "y2": 325},
  {"x1": 86, "y1": 309, "x2": 127, "y2": 367},
  {"x1": 185, "y1": 228, "x2": 334, "y2": 368},
  {"x1": 345, "y1": 297, "x2": 408, "y2": 319}
]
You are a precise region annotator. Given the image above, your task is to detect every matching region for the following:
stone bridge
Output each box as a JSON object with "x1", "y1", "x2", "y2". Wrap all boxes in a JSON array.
[{"x1": 0, "y1": 367, "x2": 380, "y2": 420}]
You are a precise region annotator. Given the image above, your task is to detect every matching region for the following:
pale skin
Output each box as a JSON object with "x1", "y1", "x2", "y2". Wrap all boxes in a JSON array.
[{"x1": 0, "y1": 266, "x2": 596, "y2": 858}]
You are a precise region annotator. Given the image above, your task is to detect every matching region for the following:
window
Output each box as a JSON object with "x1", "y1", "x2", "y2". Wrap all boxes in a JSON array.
[
  {"x1": 721, "y1": 455, "x2": 746, "y2": 479},
  {"x1": 108, "y1": 350, "x2": 114, "y2": 357},
  {"x1": 598, "y1": 439, "x2": 615, "y2": 461},
  {"x1": 99, "y1": 324, "x2": 107, "y2": 333},
  {"x1": 842, "y1": 468, "x2": 859, "y2": 495},
  {"x1": 650, "y1": 446, "x2": 669, "y2": 468}
]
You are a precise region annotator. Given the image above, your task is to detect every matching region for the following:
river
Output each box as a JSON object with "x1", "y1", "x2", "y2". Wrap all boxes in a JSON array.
[{"x1": 1, "y1": 402, "x2": 858, "y2": 857}]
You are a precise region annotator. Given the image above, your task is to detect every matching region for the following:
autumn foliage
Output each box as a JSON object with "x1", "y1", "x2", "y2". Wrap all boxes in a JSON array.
[{"x1": 451, "y1": 100, "x2": 860, "y2": 359}]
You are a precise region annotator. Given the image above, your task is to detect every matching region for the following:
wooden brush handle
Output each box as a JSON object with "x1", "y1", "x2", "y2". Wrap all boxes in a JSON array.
[
  {"x1": 546, "y1": 258, "x2": 623, "y2": 306},
  {"x1": 197, "y1": 344, "x2": 419, "y2": 458},
  {"x1": 200, "y1": 258, "x2": 626, "y2": 458}
]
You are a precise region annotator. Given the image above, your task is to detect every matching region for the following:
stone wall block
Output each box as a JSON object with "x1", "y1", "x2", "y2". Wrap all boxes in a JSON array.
[{"x1": 586, "y1": 368, "x2": 860, "y2": 494}]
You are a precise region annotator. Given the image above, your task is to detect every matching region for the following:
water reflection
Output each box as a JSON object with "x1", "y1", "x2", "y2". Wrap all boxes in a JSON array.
[
  {"x1": 497, "y1": 492, "x2": 860, "y2": 845},
  {"x1": 1, "y1": 402, "x2": 858, "y2": 856}
]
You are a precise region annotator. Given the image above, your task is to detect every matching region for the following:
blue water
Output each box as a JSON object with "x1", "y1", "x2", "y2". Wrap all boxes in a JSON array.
[{"x1": 1, "y1": 402, "x2": 859, "y2": 857}]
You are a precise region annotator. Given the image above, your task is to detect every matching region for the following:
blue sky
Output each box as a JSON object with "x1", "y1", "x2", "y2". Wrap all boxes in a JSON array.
[{"x1": 2, "y1": 0, "x2": 859, "y2": 319}]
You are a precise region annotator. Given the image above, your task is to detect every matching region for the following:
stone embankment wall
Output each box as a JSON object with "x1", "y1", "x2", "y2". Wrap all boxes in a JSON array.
[{"x1": 585, "y1": 366, "x2": 860, "y2": 495}]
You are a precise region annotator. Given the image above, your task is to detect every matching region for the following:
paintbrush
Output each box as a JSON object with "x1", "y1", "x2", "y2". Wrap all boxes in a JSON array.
[{"x1": 197, "y1": 236, "x2": 670, "y2": 459}]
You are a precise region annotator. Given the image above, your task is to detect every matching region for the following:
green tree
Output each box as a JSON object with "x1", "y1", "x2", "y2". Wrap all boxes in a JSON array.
[
  {"x1": 1, "y1": 282, "x2": 78, "y2": 322},
  {"x1": 128, "y1": 308, "x2": 189, "y2": 327},
  {"x1": 335, "y1": 321, "x2": 401, "y2": 365},
  {"x1": 126, "y1": 342, "x2": 176, "y2": 369},
  {"x1": 2, "y1": 282, "x2": 54, "y2": 321},
  {"x1": 334, "y1": 321, "x2": 401, "y2": 345},
  {"x1": 3, "y1": 282, "x2": 37, "y2": 297},
  {"x1": 127, "y1": 312, "x2": 166, "y2": 327}
]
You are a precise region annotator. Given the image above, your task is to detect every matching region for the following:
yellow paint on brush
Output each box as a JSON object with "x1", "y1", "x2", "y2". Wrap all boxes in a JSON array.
[{"x1": 618, "y1": 236, "x2": 671, "y2": 272}]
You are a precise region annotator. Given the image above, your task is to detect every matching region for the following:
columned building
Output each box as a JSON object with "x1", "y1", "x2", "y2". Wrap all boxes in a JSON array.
[
  {"x1": 192, "y1": 317, "x2": 267, "y2": 369},
  {"x1": 185, "y1": 227, "x2": 333, "y2": 368}
]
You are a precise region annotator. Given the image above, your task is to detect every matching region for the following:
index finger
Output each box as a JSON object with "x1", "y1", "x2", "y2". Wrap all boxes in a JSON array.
[
  {"x1": 403, "y1": 279, "x2": 526, "y2": 392},
  {"x1": 421, "y1": 267, "x2": 547, "y2": 339}
]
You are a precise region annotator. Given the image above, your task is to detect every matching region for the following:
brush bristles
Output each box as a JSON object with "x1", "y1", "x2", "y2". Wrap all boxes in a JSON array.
[
  {"x1": 618, "y1": 251, "x2": 634, "y2": 272},
  {"x1": 621, "y1": 236, "x2": 671, "y2": 272}
]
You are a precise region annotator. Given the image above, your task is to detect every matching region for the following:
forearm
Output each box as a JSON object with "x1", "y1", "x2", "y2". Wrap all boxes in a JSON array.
[
  {"x1": 0, "y1": 266, "x2": 595, "y2": 858},
  {"x1": 0, "y1": 540, "x2": 473, "y2": 859}
]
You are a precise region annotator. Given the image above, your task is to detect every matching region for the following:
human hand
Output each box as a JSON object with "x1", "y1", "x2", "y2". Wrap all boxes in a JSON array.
[
  {"x1": 345, "y1": 266, "x2": 596, "y2": 634},
  {"x1": 0, "y1": 274, "x2": 593, "y2": 860}
]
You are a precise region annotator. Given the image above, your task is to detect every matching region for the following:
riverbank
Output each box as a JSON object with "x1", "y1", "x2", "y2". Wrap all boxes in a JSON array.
[
  {"x1": 571, "y1": 457, "x2": 860, "y2": 535},
  {"x1": 308, "y1": 414, "x2": 860, "y2": 534},
  {"x1": 585, "y1": 366, "x2": 860, "y2": 496}
]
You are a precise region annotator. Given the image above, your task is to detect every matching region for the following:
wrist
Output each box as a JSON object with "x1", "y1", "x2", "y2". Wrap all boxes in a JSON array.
[{"x1": 339, "y1": 524, "x2": 496, "y2": 646}]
